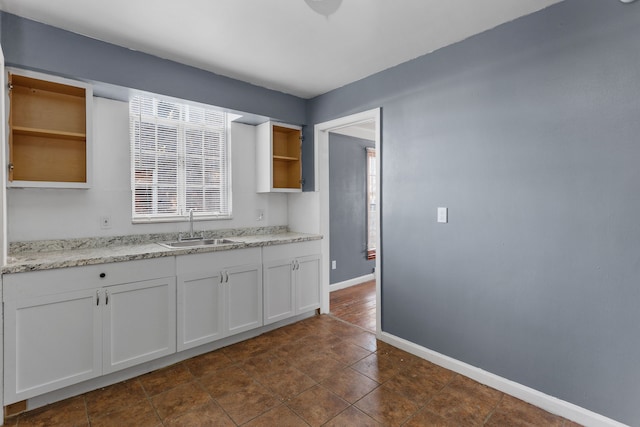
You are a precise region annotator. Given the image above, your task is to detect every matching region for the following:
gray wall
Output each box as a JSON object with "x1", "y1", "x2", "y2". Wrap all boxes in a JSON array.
[
  {"x1": 329, "y1": 133, "x2": 375, "y2": 284},
  {"x1": 0, "y1": 12, "x2": 305, "y2": 126},
  {"x1": 309, "y1": 1, "x2": 640, "y2": 425}
]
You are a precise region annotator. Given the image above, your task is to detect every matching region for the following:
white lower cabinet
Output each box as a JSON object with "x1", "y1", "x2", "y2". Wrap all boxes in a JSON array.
[
  {"x1": 4, "y1": 289, "x2": 102, "y2": 403},
  {"x1": 263, "y1": 240, "x2": 321, "y2": 325},
  {"x1": 3, "y1": 258, "x2": 176, "y2": 404},
  {"x1": 177, "y1": 248, "x2": 262, "y2": 351},
  {"x1": 102, "y1": 278, "x2": 176, "y2": 374},
  {"x1": 2, "y1": 239, "x2": 320, "y2": 405}
]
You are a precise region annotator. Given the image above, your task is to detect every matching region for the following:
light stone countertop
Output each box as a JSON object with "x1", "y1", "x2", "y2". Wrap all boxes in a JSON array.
[{"x1": 3, "y1": 231, "x2": 322, "y2": 274}]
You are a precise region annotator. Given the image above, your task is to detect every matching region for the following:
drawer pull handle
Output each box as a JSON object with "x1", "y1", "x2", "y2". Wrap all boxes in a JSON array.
[
  {"x1": 99, "y1": 273, "x2": 106, "y2": 278},
  {"x1": 105, "y1": 291, "x2": 109, "y2": 305},
  {"x1": 96, "y1": 290, "x2": 100, "y2": 306}
]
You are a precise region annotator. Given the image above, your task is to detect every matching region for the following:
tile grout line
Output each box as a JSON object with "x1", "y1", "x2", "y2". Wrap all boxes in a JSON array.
[{"x1": 482, "y1": 392, "x2": 506, "y2": 425}]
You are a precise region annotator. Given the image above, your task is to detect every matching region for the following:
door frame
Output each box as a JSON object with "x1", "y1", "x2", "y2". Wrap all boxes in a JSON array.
[{"x1": 314, "y1": 108, "x2": 381, "y2": 337}]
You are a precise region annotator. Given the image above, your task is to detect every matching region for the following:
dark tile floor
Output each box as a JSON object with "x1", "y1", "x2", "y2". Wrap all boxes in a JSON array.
[{"x1": 7, "y1": 315, "x2": 581, "y2": 426}]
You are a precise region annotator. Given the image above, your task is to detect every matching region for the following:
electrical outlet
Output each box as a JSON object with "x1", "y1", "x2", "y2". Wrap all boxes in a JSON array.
[
  {"x1": 331, "y1": 260, "x2": 337, "y2": 270},
  {"x1": 256, "y1": 209, "x2": 264, "y2": 221},
  {"x1": 100, "y1": 216, "x2": 112, "y2": 229}
]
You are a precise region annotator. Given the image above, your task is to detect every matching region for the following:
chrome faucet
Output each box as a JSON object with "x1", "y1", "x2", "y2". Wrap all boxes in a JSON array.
[
  {"x1": 189, "y1": 209, "x2": 195, "y2": 238},
  {"x1": 179, "y1": 209, "x2": 199, "y2": 241}
]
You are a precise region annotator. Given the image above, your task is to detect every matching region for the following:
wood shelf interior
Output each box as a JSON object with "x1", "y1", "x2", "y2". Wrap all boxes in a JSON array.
[
  {"x1": 9, "y1": 73, "x2": 87, "y2": 183},
  {"x1": 272, "y1": 125, "x2": 301, "y2": 189}
]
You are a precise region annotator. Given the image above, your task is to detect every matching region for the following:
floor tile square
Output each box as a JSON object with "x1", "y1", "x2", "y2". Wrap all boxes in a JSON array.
[
  {"x1": 89, "y1": 400, "x2": 160, "y2": 427},
  {"x1": 184, "y1": 350, "x2": 234, "y2": 377},
  {"x1": 355, "y1": 386, "x2": 419, "y2": 425},
  {"x1": 259, "y1": 365, "x2": 317, "y2": 399},
  {"x1": 345, "y1": 331, "x2": 379, "y2": 352},
  {"x1": 163, "y1": 401, "x2": 235, "y2": 427},
  {"x1": 320, "y1": 367, "x2": 379, "y2": 403},
  {"x1": 221, "y1": 337, "x2": 272, "y2": 361},
  {"x1": 242, "y1": 352, "x2": 291, "y2": 379},
  {"x1": 404, "y1": 407, "x2": 459, "y2": 427},
  {"x1": 291, "y1": 352, "x2": 346, "y2": 382},
  {"x1": 485, "y1": 395, "x2": 565, "y2": 426},
  {"x1": 215, "y1": 381, "x2": 280, "y2": 424},
  {"x1": 351, "y1": 353, "x2": 403, "y2": 383},
  {"x1": 139, "y1": 362, "x2": 193, "y2": 396},
  {"x1": 287, "y1": 385, "x2": 349, "y2": 426},
  {"x1": 424, "y1": 377, "x2": 502, "y2": 426},
  {"x1": 382, "y1": 366, "x2": 450, "y2": 405},
  {"x1": 151, "y1": 381, "x2": 213, "y2": 421},
  {"x1": 324, "y1": 406, "x2": 381, "y2": 426},
  {"x1": 85, "y1": 380, "x2": 147, "y2": 418},
  {"x1": 243, "y1": 404, "x2": 309, "y2": 426},
  {"x1": 325, "y1": 341, "x2": 372, "y2": 365},
  {"x1": 197, "y1": 364, "x2": 255, "y2": 399}
]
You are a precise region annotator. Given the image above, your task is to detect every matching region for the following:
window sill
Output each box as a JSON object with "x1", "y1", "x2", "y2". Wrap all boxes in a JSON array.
[{"x1": 132, "y1": 215, "x2": 233, "y2": 224}]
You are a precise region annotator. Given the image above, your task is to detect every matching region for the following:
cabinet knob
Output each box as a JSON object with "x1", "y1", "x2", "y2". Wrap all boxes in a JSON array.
[{"x1": 99, "y1": 273, "x2": 106, "y2": 278}]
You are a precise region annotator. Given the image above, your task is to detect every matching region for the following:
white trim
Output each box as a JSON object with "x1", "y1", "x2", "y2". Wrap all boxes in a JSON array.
[
  {"x1": 314, "y1": 108, "x2": 382, "y2": 340},
  {"x1": 330, "y1": 124, "x2": 375, "y2": 141},
  {"x1": 380, "y1": 331, "x2": 629, "y2": 427},
  {"x1": 330, "y1": 273, "x2": 374, "y2": 292}
]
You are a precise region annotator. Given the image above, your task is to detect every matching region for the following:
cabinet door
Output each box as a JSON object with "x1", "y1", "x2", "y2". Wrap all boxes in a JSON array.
[
  {"x1": 296, "y1": 254, "x2": 321, "y2": 313},
  {"x1": 177, "y1": 271, "x2": 224, "y2": 351},
  {"x1": 225, "y1": 263, "x2": 263, "y2": 336},
  {"x1": 4, "y1": 289, "x2": 101, "y2": 403},
  {"x1": 103, "y1": 277, "x2": 176, "y2": 374},
  {"x1": 263, "y1": 258, "x2": 295, "y2": 325}
]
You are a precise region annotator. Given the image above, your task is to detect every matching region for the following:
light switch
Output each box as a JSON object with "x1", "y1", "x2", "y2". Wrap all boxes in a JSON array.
[{"x1": 437, "y1": 207, "x2": 448, "y2": 223}]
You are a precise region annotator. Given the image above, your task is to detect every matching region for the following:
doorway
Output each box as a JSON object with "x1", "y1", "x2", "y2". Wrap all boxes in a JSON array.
[{"x1": 314, "y1": 108, "x2": 381, "y2": 337}]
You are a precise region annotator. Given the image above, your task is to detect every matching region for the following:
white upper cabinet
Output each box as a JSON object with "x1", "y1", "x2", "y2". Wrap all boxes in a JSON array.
[
  {"x1": 7, "y1": 68, "x2": 93, "y2": 189},
  {"x1": 256, "y1": 121, "x2": 302, "y2": 193}
]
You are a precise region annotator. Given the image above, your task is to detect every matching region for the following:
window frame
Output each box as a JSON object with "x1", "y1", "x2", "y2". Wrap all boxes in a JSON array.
[
  {"x1": 129, "y1": 94, "x2": 232, "y2": 223},
  {"x1": 366, "y1": 147, "x2": 376, "y2": 260}
]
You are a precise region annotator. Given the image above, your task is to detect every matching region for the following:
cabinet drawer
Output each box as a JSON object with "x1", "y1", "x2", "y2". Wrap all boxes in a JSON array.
[
  {"x1": 262, "y1": 240, "x2": 321, "y2": 263},
  {"x1": 177, "y1": 247, "x2": 261, "y2": 276},
  {"x1": 3, "y1": 257, "x2": 176, "y2": 301}
]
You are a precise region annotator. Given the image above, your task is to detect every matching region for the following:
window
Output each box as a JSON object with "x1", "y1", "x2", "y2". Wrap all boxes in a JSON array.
[
  {"x1": 130, "y1": 95, "x2": 231, "y2": 221},
  {"x1": 366, "y1": 148, "x2": 377, "y2": 260}
]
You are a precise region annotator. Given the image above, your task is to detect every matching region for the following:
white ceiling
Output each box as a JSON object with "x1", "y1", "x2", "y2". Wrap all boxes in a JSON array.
[{"x1": 0, "y1": 0, "x2": 562, "y2": 99}]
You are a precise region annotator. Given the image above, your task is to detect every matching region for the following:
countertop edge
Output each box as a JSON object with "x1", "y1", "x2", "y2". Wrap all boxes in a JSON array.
[{"x1": 2, "y1": 233, "x2": 323, "y2": 274}]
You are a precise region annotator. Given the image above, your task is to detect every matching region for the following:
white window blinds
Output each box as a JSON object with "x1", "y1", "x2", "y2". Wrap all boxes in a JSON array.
[{"x1": 130, "y1": 95, "x2": 231, "y2": 221}]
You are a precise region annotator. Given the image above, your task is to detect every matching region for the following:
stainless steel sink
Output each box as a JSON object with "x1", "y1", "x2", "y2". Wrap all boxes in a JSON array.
[{"x1": 158, "y1": 238, "x2": 239, "y2": 249}]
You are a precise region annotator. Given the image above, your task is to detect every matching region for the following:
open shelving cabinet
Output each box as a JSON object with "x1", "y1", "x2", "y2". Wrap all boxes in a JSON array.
[
  {"x1": 7, "y1": 69, "x2": 92, "y2": 188},
  {"x1": 256, "y1": 122, "x2": 302, "y2": 193}
]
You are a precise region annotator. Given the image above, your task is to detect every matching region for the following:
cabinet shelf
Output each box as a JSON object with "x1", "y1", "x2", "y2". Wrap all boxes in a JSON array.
[
  {"x1": 12, "y1": 126, "x2": 86, "y2": 141},
  {"x1": 273, "y1": 155, "x2": 299, "y2": 162}
]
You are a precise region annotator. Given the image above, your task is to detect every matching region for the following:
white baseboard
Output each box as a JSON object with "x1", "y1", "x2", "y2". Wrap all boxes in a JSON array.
[
  {"x1": 380, "y1": 332, "x2": 628, "y2": 427},
  {"x1": 330, "y1": 273, "x2": 374, "y2": 292}
]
